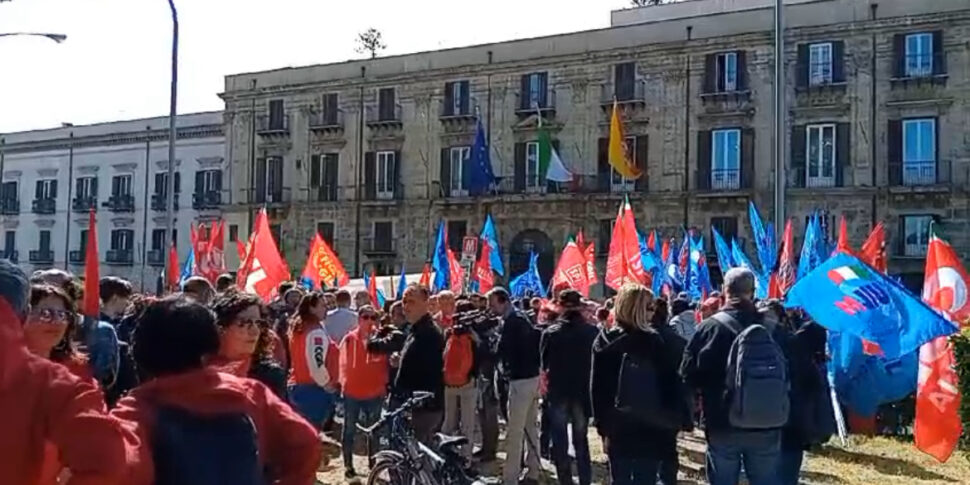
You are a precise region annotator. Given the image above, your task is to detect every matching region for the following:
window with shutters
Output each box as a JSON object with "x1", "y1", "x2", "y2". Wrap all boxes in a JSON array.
[
  {"x1": 905, "y1": 33, "x2": 934, "y2": 77},
  {"x1": 1, "y1": 181, "x2": 18, "y2": 214},
  {"x1": 521, "y1": 72, "x2": 549, "y2": 110},
  {"x1": 310, "y1": 154, "x2": 338, "y2": 202},
  {"x1": 446, "y1": 220, "x2": 467, "y2": 254},
  {"x1": 597, "y1": 219, "x2": 613, "y2": 255},
  {"x1": 902, "y1": 119, "x2": 936, "y2": 185},
  {"x1": 525, "y1": 142, "x2": 542, "y2": 192},
  {"x1": 716, "y1": 52, "x2": 738, "y2": 92},
  {"x1": 611, "y1": 136, "x2": 637, "y2": 193},
  {"x1": 111, "y1": 175, "x2": 132, "y2": 197},
  {"x1": 711, "y1": 129, "x2": 741, "y2": 190},
  {"x1": 151, "y1": 229, "x2": 167, "y2": 251},
  {"x1": 806, "y1": 124, "x2": 836, "y2": 188},
  {"x1": 76, "y1": 177, "x2": 97, "y2": 199},
  {"x1": 78, "y1": 229, "x2": 88, "y2": 254},
  {"x1": 154, "y1": 172, "x2": 181, "y2": 195},
  {"x1": 4, "y1": 231, "x2": 15, "y2": 256},
  {"x1": 613, "y1": 62, "x2": 636, "y2": 101},
  {"x1": 228, "y1": 224, "x2": 238, "y2": 242},
  {"x1": 378, "y1": 88, "x2": 397, "y2": 121},
  {"x1": 321, "y1": 93, "x2": 339, "y2": 125},
  {"x1": 449, "y1": 147, "x2": 470, "y2": 197},
  {"x1": 443, "y1": 81, "x2": 470, "y2": 116},
  {"x1": 196, "y1": 170, "x2": 221, "y2": 194},
  {"x1": 902, "y1": 215, "x2": 933, "y2": 257},
  {"x1": 110, "y1": 229, "x2": 134, "y2": 251},
  {"x1": 376, "y1": 151, "x2": 396, "y2": 200},
  {"x1": 38, "y1": 230, "x2": 51, "y2": 252},
  {"x1": 268, "y1": 99, "x2": 285, "y2": 130},
  {"x1": 710, "y1": 217, "x2": 739, "y2": 244},
  {"x1": 316, "y1": 222, "x2": 335, "y2": 248},
  {"x1": 36, "y1": 179, "x2": 57, "y2": 200},
  {"x1": 809, "y1": 43, "x2": 833, "y2": 86},
  {"x1": 373, "y1": 221, "x2": 393, "y2": 252}
]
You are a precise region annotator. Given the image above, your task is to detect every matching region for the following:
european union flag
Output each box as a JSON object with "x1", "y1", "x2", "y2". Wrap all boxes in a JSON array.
[
  {"x1": 786, "y1": 253, "x2": 958, "y2": 359},
  {"x1": 467, "y1": 118, "x2": 496, "y2": 196},
  {"x1": 432, "y1": 222, "x2": 450, "y2": 292}
]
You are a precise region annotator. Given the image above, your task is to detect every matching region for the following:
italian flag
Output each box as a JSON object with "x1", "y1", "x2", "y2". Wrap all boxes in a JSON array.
[
  {"x1": 828, "y1": 265, "x2": 868, "y2": 285},
  {"x1": 537, "y1": 121, "x2": 573, "y2": 183}
]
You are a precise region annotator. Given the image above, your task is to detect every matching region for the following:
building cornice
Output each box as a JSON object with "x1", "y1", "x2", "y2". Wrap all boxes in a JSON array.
[{"x1": 1, "y1": 124, "x2": 223, "y2": 155}]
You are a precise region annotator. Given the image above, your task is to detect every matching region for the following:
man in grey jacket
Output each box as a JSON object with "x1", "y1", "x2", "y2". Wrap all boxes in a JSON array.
[{"x1": 668, "y1": 294, "x2": 697, "y2": 342}]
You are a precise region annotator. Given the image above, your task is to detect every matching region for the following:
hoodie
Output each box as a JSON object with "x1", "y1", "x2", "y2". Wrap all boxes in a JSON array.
[
  {"x1": 0, "y1": 298, "x2": 132, "y2": 485},
  {"x1": 668, "y1": 309, "x2": 698, "y2": 342},
  {"x1": 339, "y1": 328, "x2": 389, "y2": 401},
  {"x1": 111, "y1": 368, "x2": 322, "y2": 485}
]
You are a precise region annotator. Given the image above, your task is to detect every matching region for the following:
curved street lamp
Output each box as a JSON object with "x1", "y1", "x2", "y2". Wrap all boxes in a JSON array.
[{"x1": 0, "y1": 32, "x2": 67, "y2": 43}]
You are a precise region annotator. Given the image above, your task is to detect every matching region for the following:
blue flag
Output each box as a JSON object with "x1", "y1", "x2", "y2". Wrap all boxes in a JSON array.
[
  {"x1": 179, "y1": 249, "x2": 195, "y2": 289},
  {"x1": 828, "y1": 330, "x2": 918, "y2": 416},
  {"x1": 711, "y1": 226, "x2": 735, "y2": 270},
  {"x1": 731, "y1": 239, "x2": 768, "y2": 299},
  {"x1": 467, "y1": 119, "x2": 496, "y2": 195},
  {"x1": 689, "y1": 234, "x2": 712, "y2": 300},
  {"x1": 786, "y1": 253, "x2": 958, "y2": 359},
  {"x1": 662, "y1": 239, "x2": 682, "y2": 295},
  {"x1": 432, "y1": 222, "x2": 450, "y2": 292},
  {"x1": 397, "y1": 266, "x2": 407, "y2": 300},
  {"x1": 748, "y1": 201, "x2": 774, "y2": 275},
  {"x1": 362, "y1": 271, "x2": 386, "y2": 308},
  {"x1": 638, "y1": 232, "x2": 661, "y2": 274},
  {"x1": 797, "y1": 213, "x2": 824, "y2": 280},
  {"x1": 480, "y1": 214, "x2": 504, "y2": 276},
  {"x1": 510, "y1": 252, "x2": 546, "y2": 298}
]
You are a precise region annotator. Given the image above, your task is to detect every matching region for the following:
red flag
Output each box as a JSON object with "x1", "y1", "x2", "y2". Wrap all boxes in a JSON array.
[
  {"x1": 859, "y1": 222, "x2": 887, "y2": 274},
  {"x1": 367, "y1": 268, "x2": 378, "y2": 306},
  {"x1": 419, "y1": 263, "x2": 431, "y2": 287},
  {"x1": 301, "y1": 234, "x2": 350, "y2": 290},
  {"x1": 836, "y1": 215, "x2": 852, "y2": 254},
  {"x1": 166, "y1": 242, "x2": 180, "y2": 292},
  {"x1": 200, "y1": 221, "x2": 227, "y2": 282},
  {"x1": 475, "y1": 239, "x2": 494, "y2": 294},
  {"x1": 575, "y1": 231, "x2": 586, "y2": 254},
  {"x1": 661, "y1": 238, "x2": 670, "y2": 263},
  {"x1": 447, "y1": 248, "x2": 464, "y2": 293},
  {"x1": 236, "y1": 239, "x2": 247, "y2": 262},
  {"x1": 647, "y1": 230, "x2": 656, "y2": 253},
  {"x1": 776, "y1": 220, "x2": 795, "y2": 296},
  {"x1": 922, "y1": 224, "x2": 970, "y2": 324},
  {"x1": 81, "y1": 211, "x2": 99, "y2": 318},
  {"x1": 552, "y1": 240, "x2": 590, "y2": 296},
  {"x1": 575, "y1": 230, "x2": 598, "y2": 285},
  {"x1": 605, "y1": 199, "x2": 645, "y2": 290},
  {"x1": 236, "y1": 209, "x2": 290, "y2": 301}
]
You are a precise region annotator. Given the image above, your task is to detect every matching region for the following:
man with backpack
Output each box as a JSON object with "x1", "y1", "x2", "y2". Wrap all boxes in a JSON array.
[
  {"x1": 441, "y1": 302, "x2": 481, "y2": 461},
  {"x1": 680, "y1": 268, "x2": 789, "y2": 485}
]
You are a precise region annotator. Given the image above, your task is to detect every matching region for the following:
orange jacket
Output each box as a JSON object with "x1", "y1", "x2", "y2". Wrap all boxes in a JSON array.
[
  {"x1": 288, "y1": 317, "x2": 340, "y2": 388},
  {"x1": 338, "y1": 329, "x2": 388, "y2": 401},
  {"x1": 111, "y1": 368, "x2": 322, "y2": 485},
  {"x1": 38, "y1": 357, "x2": 100, "y2": 485},
  {"x1": 0, "y1": 298, "x2": 132, "y2": 485}
]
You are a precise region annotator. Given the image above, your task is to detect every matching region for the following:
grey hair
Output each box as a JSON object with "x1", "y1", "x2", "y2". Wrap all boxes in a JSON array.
[
  {"x1": 723, "y1": 267, "x2": 756, "y2": 300},
  {"x1": 0, "y1": 259, "x2": 30, "y2": 319}
]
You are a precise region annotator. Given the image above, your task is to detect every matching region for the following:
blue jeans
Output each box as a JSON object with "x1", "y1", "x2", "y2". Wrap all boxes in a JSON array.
[
  {"x1": 705, "y1": 429, "x2": 782, "y2": 485},
  {"x1": 777, "y1": 448, "x2": 804, "y2": 485},
  {"x1": 608, "y1": 453, "x2": 659, "y2": 485},
  {"x1": 547, "y1": 399, "x2": 591, "y2": 485},
  {"x1": 288, "y1": 384, "x2": 335, "y2": 429},
  {"x1": 342, "y1": 397, "x2": 383, "y2": 468}
]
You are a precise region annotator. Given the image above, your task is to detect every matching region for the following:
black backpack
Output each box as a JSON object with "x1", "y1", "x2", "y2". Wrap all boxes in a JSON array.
[
  {"x1": 153, "y1": 406, "x2": 267, "y2": 485},
  {"x1": 614, "y1": 350, "x2": 683, "y2": 431}
]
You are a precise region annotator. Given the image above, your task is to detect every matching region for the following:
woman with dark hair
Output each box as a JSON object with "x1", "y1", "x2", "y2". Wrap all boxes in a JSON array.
[
  {"x1": 287, "y1": 291, "x2": 341, "y2": 429},
  {"x1": 110, "y1": 295, "x2": 322, "y2": 485},
  {"x1": 209, "y1": 291, "x2": 287, "y2": 397}
]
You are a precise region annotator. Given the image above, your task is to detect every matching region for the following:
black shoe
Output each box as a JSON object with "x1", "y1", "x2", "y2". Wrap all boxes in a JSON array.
[
  {"x1": 518, "y1": 479, "x2": 539, "y2": 485},
  {"x1": 344, "y1": 468, "x2": 356, "y2": 479},
  {"x1": 472, "y1": 449, "x2": 496, "y2": 462}
]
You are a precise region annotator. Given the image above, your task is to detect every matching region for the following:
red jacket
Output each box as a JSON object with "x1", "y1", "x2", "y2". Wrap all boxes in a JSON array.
[
  {"x1": 38, "y1": 357, "x2": 101, "y2": 485},
  {"x1": 338, "y1": 329, "x2": 388, "y2": 400},
  {"x1": 111, "y1": 368, "x2": 322, "y2": 485},
  {"x1": 0, "y1": 299, "x2": 132, "y2": 485},
  {"x1": 288, "y1": 317, "x2": 340, "y2": 388}
]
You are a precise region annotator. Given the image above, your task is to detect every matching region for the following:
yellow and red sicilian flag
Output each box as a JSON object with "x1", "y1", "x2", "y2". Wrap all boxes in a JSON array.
[
  {"x1": 605, "y1": 198, "x2": 646, "y2": 290},
  {"x1": 81, "y1": 210, "x2": 100, "y2": 318},
  {"x1": 859, "y1": 222, "x2": 888, "y2": 274},
  {"x1": 301, "y1": 234, "x2": 350, "y2": 290},
  {"x1": 418, "y1": 262, "x2": 431, "y2": 288},
  {"x1": 475, "y1": 239, "x2": 495, "y2": 294},
  {"x1": 237, "y1": 209, "x2": 290, "y2": 301},
  {"x1": 607, "y1": 99, "x2": 642, "y2": 179},
  {"x1": 915, "y1": 223, "x2": 965, "y2": 463},
  {"x1": 552, "y1": 239, "x2": 591, "y2": 297},
  {"x1": 447, "y1": 248, "x2": 464, "y2": 294},
  {"x1": 166, "y1": 242, "x2": 180, "y2": 292}
]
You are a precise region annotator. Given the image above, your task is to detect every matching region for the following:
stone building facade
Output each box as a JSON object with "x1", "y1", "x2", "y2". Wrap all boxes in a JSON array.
[{"x1": 220, "y1": 0, "x2": 970, "y2": 292}]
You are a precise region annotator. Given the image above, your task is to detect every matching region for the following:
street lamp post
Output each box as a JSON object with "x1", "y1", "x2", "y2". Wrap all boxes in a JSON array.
[
  {"x1": 773, "y1": 0, "x2": 786, "y2": 232},
  {"x1": 165, "y1": 0, "x2": 178, "y2": 261}
]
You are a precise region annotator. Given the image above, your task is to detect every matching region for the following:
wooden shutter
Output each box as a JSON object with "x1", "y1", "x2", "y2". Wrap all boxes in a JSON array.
[
  {"x1": 519, "y1": 75, "x2": 531, "y2": 110},
  {"x1": 49, "y1": 180, "x2": 57, "y2": 200},
  {"x1": 514, "y1": 143, "x2": 526, "y2": 193},
  {"x1": 893, "y1": 34, "x2": 906, "y2": 78},
  {"x1": 90, "y1": 177, "x2": 98, "y2": 198},
  {"x1": 791, "y1": 125, "x2": 806, "y2": 188},
  {"x1": 703, "y1": 54, "x2": 717, "y2": 93},
  {"x1": 324, "y1": 155, "x2": 337, "y2": 201},
  {"x1": 696, "y1": 131, "x2": 712, "y2": 190},
  {"x1": 269, "y1": 160, "x2": 281, "y2": 199},
  {"x1": 35, "y1": 180, "x2": 43, "y2": 199},
  {"x1": 174, "y1": 172, "x2": 181, "y2": 194},
  {"x1": 932, "y1": 31, "x2": 945, "y2": 75},
  {"x1": 254, "y1": 158, "x2": 266, "y2": 203},
  {"x1": 195, "y1": 171, "x2": 205, "y2": 194},
  {"x1": 887, "y1": 120, "x2": 902, "y2": 186},
  {"x1": 832, "y1": 41, "x2": 846, "y2": 83},
  {"x1": 443, "y1": 82, "x2": 455, "y2": 116},
  {"x1": 393, "y1": 150, "x2": 403, "y2": 199},
  {"x1": 111, "y1": 176, "x2": 120, "y2": 196},
  {"x1": 440, "y1": 148, "x2": 451, "y2": 196},
  {"x1": 615, "y1": 63, "x2": 635, "y2": 100},
  {"x1": 635, "y1": 135, "x2": 649, "y2": 192},
  {"x1": 214, "y1": 171, "x2": 223, "y2": 191},
  {"x1": 896, "y1": 216, "x2": 905, "y2": 256},
  {"x1": 459, "y1": 81, "x2": 470, "y2": 115},
  {"x1": 797, "y1": 44, "x2": 809, "y2": 88},
  {"x1": 538, "y1": 73, "x2": 549, "y2": 108},
  {"x1": 737, "y1": 50, "x2": 748, "y2": 91},
  {"x1": 597, "y1": 137, "x2": 610, "y2": 192},
  {"x1": 75, "y1": 178, "x2": 84, "y2": 198},
  {"x1": 40, "y1": 230, "x2": 50, "y2": 252},
  {"x1": 324, "y1": 94, "x2": 338, "y2": 124},
  {"x1": 364, "y1": 152, "x2": 376, "y2": 200},
  {"x1": 836, "y1": 122, "x2": 850, "y2": 187},
  {"x1": 741, "y1": 128, "x2": 755, "y2": 189},
  {"x1": 310, "y1": 155, "x2": 321, "y2": 188}
]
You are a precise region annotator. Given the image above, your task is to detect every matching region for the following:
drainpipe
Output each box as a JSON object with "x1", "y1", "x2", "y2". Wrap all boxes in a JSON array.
[
  {"x1": 869, "y1": 3, "x2": 879, "y2": 228},
  {"x1": 353, "y1": 66, "x2": 366, "y2": 277},
  {"x1": 247, "y1": 79, "x2": 257, "y2": 234},
  {"x1": 139, "y1": 126, "x2": 152, "y2": 291}
]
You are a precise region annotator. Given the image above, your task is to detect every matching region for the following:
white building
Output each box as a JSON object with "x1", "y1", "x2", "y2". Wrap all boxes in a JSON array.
[{"x1": 0, "y1": 112, "x2": 244, "y2": 291}]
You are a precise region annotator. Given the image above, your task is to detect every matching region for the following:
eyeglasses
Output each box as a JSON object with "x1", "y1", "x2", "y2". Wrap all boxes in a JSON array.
[
  {"x1": 360, "y1": 314, "x2": 378, "y2": 321},
  {"x1": 231, "y1": 317, "x2": 267, "y2": 331},
  {"x1": 27, "y1": 308, "x2": 73, "y2": 324}
]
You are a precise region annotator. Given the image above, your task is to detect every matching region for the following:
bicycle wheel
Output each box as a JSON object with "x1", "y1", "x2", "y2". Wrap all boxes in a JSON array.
[{"x1": 366, "y1": 458, "x2": 421, "y2": 485}]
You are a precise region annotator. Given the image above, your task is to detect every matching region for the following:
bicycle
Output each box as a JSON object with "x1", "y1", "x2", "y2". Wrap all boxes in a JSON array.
[{"x1": 357, "y1": 391, "x2": 494, "y2": 485}]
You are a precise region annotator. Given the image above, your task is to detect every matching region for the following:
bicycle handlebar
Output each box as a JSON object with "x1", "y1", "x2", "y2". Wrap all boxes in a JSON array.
[{"x1": 356, "y1": 391, "x2": 434, "y2": 434}]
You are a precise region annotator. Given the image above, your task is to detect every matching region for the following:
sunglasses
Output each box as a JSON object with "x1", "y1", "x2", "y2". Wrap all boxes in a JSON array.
[
  {"x1": 360, "y1": 314, "x2": 378, "y2": 321},
  {"x1": 27, "y1": 308, "x2": 73, "y2": 324},
  {"x1": 231, "y1": 317, "x2": 268, "y2": 330}
]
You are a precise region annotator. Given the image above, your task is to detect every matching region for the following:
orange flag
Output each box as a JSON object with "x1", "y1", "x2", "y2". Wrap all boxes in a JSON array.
[
  {"x1": 81, "y1": 210, "x2": 100, "y2": 318},
  {"x1": 475, "y1": 239, "x2": 495, "y2": 294},
  {"x1": 301, "y1": 234, "x2": 349, "y2": 289},
  {"x1": 836, "y1": 215, "x2": 852, "y2": 254},
  {"x1": 167, "y1": 242, "x2": 180, "y2": 292},
  {"x1": 419, "y1": 263, "x2": 431, "y2": 288},
  {"x1": 859, "y1": 222, "x2": 887, "y2": 273},
  {"x1": 237, "y1": 209, "x2": 290, "y2": 301},
  {"x1": 605, "y1": 198, "x2": 645, "y2": 289},
  {"x1": 552, "y1": 240, "x2": 590, "y2": 297}
]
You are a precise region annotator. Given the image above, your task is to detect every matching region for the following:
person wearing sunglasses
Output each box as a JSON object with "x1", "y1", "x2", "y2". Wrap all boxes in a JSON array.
[
  {"x1": 337, "y1": 305, "x2": 388, "y2": 479},
  {"x1": 210, "y1": 291, "x2": 287, "y2": 398},
  {"x1": 287, "y1": 291, "x2": 341, "y2": 430}
]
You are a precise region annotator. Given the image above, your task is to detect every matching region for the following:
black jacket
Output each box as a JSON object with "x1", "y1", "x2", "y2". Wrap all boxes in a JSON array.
[
  {"x1": 497, "y1": 308, "x2": 541, "y2": 381},
  {"x1": 591, "y1": 324, "x2": 687, "y2": 458},
  {"x1": 680, "y1": 299, "x2": 765, "y2": 432},
  {"x1": 783, "y1": 321, "x2": 829, "y2": 450},
  {"x1": 540, "y1": 310, "x2": 598, "y2": 414},
  {"x1": 394, "y1": 314, "x2": 445, "y2": 411}
]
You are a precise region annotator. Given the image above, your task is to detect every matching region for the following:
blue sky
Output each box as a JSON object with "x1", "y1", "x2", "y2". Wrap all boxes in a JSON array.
[{"x1": 0, "y1": 0, "x2": 629, "y2": 132}]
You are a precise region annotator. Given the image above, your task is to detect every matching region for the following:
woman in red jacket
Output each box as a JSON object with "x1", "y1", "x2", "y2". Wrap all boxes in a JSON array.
[
  {"x1": 111, "y1": 295, "x2": 322, "y2": 485},
  {"x1": 210, "y1": 290, "x2": 287, "y2": 398},
  {"x1": 338, "y1": 304, "x2": 388, "y2": 479},
  {"x1": 288, "y1": 291, "x2": 340, "y2": 430}
]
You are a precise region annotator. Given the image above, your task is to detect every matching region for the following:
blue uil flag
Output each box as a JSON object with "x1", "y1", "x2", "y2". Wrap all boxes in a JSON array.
[{"x1": 786, "y1": 253, "x2": 958, "y2": 359}]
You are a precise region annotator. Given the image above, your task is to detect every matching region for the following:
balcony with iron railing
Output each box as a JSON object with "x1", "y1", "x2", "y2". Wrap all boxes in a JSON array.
[
  {"x1": 0, "y1": 198, "x2": 19, "y2": 215},
  {"x1": 2, "y1": 250, "x2": 18, "y2": 263},
  {"x1": 515, "y1": 88, "x2": 557, "y2": 117},
  {"x1": 29, "y1": 250, "x2": 54, "y2": 264},
  {"x1": 192, "y1": 190, "x2": 223, "y2": 210},
  {"x1": 362, "y1": 238, "x2": 397, "y2": 257},
  {"x1": 696, "y1": 168, "x2": 747, "y2": 192},
  {"x1": 600, "y1": 80, "x2": 647, "y2": 107},
  {"x1": 308, "y1": 109, "x2": 344, "y2": 132},
  {"x1": 103, "y1": 194, "x2": 135, "y2": 212},
  {"x1": 788, "y1": 165, "x2": 843, "y2": 189},
  {"x1": 146, "y1": 249, "x2": 165, "y2": 266},
  {"x1": 151, "y1": 193, "x2": 179, "y2": 211},
  {"x1": 31, "y1": 198, "x2": 56, "y2": 215},
  {"x1": 889, "y1": 160, "x2": 951, "y2": 188},
  {"x1": 308, "y1": 185, "x2": 338, "y2": 203},
  {"x1": 68, "y1": 250, "x2": 85, "y2": 264},
  {"x1": 256, "y1": 114, "x2": 290, "y2": 136},
  {"x1": 439, "y1": 97, "x2": 478, "y2": 121},
  {"x1": 250, "y1": 186, "x2": 291, "y2": 205},
  {"x1": 72, "y1": 195, "x2": 98, "y2": 213},
  {"x1": 893, "y1": 52, "x2": 948, "y2": 84},
  {"x1": 106, "y1": 249, "x2": 134, "y2": 265},
  {"x1": 365, "y1": 104, "x2": 403, "y2": 127}
]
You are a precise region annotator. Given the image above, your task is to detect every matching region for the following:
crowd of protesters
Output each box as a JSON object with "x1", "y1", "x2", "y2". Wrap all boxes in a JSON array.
[{"x1": 0, "y1": 256, "x2": 832, "y2": 485}]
